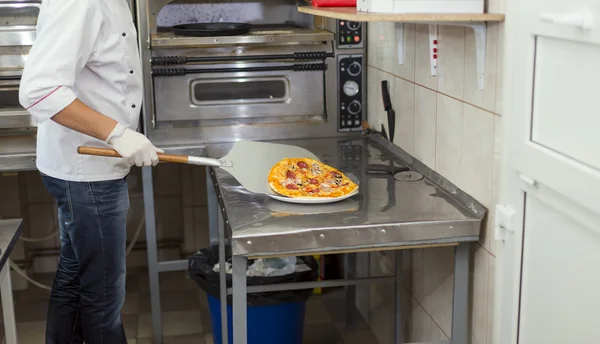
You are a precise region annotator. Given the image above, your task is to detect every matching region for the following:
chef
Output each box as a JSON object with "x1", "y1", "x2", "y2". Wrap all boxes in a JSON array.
[{"x1": 19, "y1": 0, "x2": 160, "y2": 343}]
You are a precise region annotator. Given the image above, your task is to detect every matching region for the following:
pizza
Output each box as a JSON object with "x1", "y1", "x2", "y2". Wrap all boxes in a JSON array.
[{"x1": 268, "y1": 158, "x2": 358, "y2": 198}]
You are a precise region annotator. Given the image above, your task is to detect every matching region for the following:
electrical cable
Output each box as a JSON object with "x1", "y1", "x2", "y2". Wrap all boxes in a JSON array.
[
  {"x1": 9, "y1": 216, "x2": 147, "y2": 290},
  {"x1": 18, "y1": 226, "x2": 59, "y2": 243}
]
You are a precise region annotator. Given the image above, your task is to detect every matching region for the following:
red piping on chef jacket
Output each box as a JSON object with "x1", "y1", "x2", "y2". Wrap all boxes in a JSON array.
[{"x1": 26, "y1": 86, "x2": 62, "y2": 110}]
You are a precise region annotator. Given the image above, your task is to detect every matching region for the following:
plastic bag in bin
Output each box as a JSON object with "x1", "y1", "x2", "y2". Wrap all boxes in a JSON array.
[
  {"x1": 213, "y1": 257, "x2": 312, "y2": 277},
  {"x1": 312, "y1": 0, "x2": 357, "y2": 7},
  {"x1": 188, "y1": 246, "x2": 319, "y2": 306}
]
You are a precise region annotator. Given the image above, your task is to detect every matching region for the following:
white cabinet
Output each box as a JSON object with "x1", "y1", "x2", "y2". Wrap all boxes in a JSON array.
[
  {"x1": 496, "y1": 0, "x2": 600, "y2": 343},
  {"x1": 357, "y1": 0, "x2": 484, "y2": 14}
]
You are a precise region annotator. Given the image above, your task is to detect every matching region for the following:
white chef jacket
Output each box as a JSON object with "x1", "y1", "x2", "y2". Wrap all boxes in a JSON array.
[{"x1": 19, "y1": 0, "x2": 143, "y2": 182}]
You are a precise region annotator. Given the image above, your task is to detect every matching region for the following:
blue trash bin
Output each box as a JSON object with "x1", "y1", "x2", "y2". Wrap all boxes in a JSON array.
[{"x1": 207, "y1": 294, "x2": 307, "y2": 344}]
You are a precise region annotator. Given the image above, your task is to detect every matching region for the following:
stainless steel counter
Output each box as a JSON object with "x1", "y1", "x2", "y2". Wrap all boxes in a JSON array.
[
  {"x1": 209, "y1": 134, "x2": 486, "y2": 257},
  {"x1": 0, "y1": 219, "x2": 22, "y2": 270}
]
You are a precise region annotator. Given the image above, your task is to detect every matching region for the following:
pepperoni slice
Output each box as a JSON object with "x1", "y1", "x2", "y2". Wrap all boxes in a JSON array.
[
  {"x1": 286, "y1": 184, "x2": 299, "y2": 190},
  {"x1": 286, "y1": 170, "x2": 296, "y2": 178},
  {"x1": 311, "y1": 188, "x2": 320, "y2": 194},
  {"x1": 309, "y1": 178, "x2": 319, "y2": 185},
  {"x1": 297, "y1": 161, "x2": 309, "y2": 169}
]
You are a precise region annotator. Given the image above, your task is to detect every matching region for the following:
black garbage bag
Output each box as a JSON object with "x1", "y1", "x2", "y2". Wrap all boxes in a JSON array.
[{"x1": 188, "y1": 246, "x2": 319, "y2": 306}]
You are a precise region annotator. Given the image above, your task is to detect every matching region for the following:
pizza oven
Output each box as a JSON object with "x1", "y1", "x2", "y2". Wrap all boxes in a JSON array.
[
  {"x1": 0, "y1": 0, "x2": 41, "y2": 172},
  {"x1": 136, "y1": 0, "x2": 367, "y2": 147}
]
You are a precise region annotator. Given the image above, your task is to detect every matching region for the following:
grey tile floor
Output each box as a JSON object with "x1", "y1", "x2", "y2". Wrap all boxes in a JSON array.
[{"x1": 11, "y1": 269, "x2": 378, "y2": 344}]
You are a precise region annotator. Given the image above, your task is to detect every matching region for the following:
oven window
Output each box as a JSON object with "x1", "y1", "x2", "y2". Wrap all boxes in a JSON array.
[
  {"x1": 191, "y1": 78, "x2": 288, "y2": 105},
  {"x1": 0, "y1": 86, "x2": 20, "y2": 108}
]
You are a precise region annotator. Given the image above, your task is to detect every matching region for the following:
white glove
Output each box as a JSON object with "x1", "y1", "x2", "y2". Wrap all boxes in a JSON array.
[{"x1": 105, "y1": 123, "x2": 163, "y2": 167}]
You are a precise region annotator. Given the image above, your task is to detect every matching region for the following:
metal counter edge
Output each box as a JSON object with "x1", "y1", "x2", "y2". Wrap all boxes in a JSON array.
[
  {"x1": 368, "y1": 134, "x2": 487, "y2": 219},
  {"x1": 0, "y1": 219, "x2": 23, "y2": 270}
]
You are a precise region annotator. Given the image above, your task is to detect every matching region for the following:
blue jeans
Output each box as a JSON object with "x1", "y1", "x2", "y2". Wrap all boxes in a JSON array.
[{"x1": 42, "y1": 175, "x2": 129, "y2": 344}]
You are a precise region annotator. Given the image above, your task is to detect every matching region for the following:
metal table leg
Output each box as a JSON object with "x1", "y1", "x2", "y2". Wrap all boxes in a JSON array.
[
  {"x1": 207, "y1": 167, "x2": 219, "y2": 245},
  {"x1": 344, "y1": 253, "x2": 357, "y2": 329},
  {"x1": 232, "y1": 255, "x2": 248, "y2": 344},
  {"x1": 217, "y1": 209, "x2": 229, "y2": 344},
  {"x1": 451, "y1": 243, "x2": 470, "y2": 344},
  {"x1": 1, "y1": 263, "x2": 17, "y2": 344},
  {"x1": 394, "y1": 250, "x2": 405, "y2": 344},
  {"x1": 142, "y1": 166, "x2": 163, "y2": 344}
]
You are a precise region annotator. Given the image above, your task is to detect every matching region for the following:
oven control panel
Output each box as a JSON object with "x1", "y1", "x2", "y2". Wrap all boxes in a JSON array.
[
  {"x1": 338, "y1": 55, "x2": 364, "y2": 132},
  {"x1": 337, "y1": 20, "x2": 364, "y2": 48}
]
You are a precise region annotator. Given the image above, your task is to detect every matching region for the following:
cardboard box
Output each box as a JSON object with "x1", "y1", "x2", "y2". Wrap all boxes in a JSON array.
[{"x1": 357, "y1": 0, "x2": 484, "y2": 14}]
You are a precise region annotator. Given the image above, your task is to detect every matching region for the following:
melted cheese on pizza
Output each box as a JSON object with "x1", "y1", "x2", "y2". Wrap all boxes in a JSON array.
[{"x1": 268, "y1": 158, "x2": 358, "y2": 198}]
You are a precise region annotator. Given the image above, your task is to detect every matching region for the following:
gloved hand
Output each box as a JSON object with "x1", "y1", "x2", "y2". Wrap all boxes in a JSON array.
[{"x1": 105, "y1": 123, "x2": 163, "y2": 166}]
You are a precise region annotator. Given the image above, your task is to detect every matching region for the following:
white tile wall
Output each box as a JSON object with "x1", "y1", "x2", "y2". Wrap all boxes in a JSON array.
[
  {"x1": 435, "y1": 94, "x2": 464, "y2": 185},
  {"x1": 413, "y1": 86, "x2": 437, "y2": 169},
  {"x1": 366, "y1": 1, "x2": 504, "y2": 340},
  {"x1": 486, "y1": 255, "x2": 496, "y2": 344},
  {"x1": 471, "y1": 244, "x2": 490, "y2": 344},
  {"x1": 437, "y1": 25, "x2": 466, "y2": 99},
  {"x1": 413, "y1": 247, "x2": 454, "y2": 335},
  {"x1": 461, "y1": 104, "x2": 494, "y2": 209},
  {"x1": 370, "y1": 22, "x2": 416, "y2": 82},
  {"x1": 367, "y1": 66, "x2": 385, "y2": 132},
  {"x1": 393, "y1": 77, "x2": 416, "y2": 154}
]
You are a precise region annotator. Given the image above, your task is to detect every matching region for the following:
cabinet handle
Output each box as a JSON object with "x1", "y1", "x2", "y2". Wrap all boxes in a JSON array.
[{"x1": 540, "y1": 10, "x2": 595, "y2": 30}]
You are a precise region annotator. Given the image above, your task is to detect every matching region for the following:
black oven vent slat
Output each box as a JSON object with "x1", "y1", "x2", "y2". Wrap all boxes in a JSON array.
[
  {"x1": 151, "y1": 51, "x2": 334, "y2": 66},
  {"x1": 152, "y1": 63, "x2": 327, "y2": 77},
  {"x1": 0, "y1": 76, "x2": 21, "y2": 81}
]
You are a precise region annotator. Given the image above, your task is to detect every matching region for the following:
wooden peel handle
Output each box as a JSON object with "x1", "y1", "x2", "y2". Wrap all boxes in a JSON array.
[{"x1": 77, "y1": 146, "x2": 190, "y2": 164}]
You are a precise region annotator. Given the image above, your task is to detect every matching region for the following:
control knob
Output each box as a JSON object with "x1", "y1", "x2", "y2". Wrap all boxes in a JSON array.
[
  {"x1": 347, "y1": 22, "x2": 362, "y2": 31},
  {"x1": 347, "y1": 62, "x2": 362, "y2": 76},
  {"x1": 348, "y1": 100, "x2": 362, "y2": 115}
]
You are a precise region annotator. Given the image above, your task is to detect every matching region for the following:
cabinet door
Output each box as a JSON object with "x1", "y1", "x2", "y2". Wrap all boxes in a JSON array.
[{"x1": 496, "y1": 0, "x2": 600, "y2": 343}]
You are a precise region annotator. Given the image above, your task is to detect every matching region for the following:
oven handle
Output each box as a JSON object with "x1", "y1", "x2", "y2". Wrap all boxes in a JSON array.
[
  {"x1": 151, "y1": 51, "x2": 334, "y2": 66},
  {"x1": 152, "y1": 63, "x2": 327, "y2": 77}
]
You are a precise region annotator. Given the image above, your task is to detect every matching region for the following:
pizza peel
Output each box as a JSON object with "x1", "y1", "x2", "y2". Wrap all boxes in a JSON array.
[{"x1": 77, "y1": 140, "x2": 320, "y2": 195}]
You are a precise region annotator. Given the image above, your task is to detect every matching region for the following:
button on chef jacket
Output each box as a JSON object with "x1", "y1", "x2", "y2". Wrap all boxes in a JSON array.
[{"x1": 19, "y1": 0, "x2": 143, "y2": 182}]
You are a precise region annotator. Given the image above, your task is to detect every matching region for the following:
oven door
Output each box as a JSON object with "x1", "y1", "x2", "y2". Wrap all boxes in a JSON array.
[
  {"x1": 0, "y1": 77, "x2": 35, "y2": 129},
  {"x1": 153, "y1": 61, "x2": 326, "y2": 122}
]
